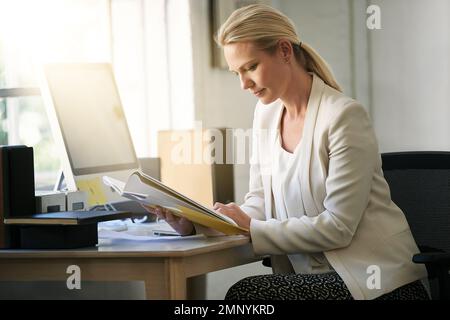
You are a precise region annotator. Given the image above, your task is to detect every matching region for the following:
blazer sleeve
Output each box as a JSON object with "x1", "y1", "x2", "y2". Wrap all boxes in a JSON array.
[
  {"x1": 239, "y1": 106, "x2": 266, "y2": 221},
  {"x1": 250, "y1": 103, "x2": 378, "y2": 255}
]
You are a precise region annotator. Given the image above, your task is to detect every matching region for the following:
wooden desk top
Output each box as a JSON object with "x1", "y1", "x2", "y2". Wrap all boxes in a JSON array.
[{"x1": 0, "y1": 235, "x2": 252, "y2": 259}]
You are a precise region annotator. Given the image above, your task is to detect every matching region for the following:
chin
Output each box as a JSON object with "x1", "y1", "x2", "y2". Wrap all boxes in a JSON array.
[{"x1": 259, "y1": 95, "x2": 277, "y2": 105}]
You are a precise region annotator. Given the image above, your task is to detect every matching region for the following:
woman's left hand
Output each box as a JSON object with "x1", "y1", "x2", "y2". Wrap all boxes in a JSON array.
[{"x1": 213, "y1": 202, "x2": 251, "y2": 231}]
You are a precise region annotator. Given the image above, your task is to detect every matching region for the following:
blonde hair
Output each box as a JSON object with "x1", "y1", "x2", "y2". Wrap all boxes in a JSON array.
[{"x1": 216, "y1": 4, "x2": 342, "y2": 92}]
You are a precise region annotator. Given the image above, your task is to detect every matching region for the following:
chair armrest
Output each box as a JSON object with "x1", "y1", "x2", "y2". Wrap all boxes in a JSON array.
[
  {"x1": 413, "y1": 252, "x2": 450, "y2": 300},
  {"x1": 262, "y1": 257, "x2": 271, "y2": 268},
  {"x1": 413, "y1": 252, "x2": 450, "y2": 265},
  {"x1": 413, "y1": 252, "x2": 450, "y2": 283}
]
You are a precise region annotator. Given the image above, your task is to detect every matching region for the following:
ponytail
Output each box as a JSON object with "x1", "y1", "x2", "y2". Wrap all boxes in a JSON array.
[{"x1": 297, "y1": 42, "x2": 342, "y2": 92}]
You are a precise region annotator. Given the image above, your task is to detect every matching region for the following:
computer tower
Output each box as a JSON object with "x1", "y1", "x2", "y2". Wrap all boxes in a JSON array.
[{"x1": 0, "y1": 145, "x2": 36, "y2": 248}]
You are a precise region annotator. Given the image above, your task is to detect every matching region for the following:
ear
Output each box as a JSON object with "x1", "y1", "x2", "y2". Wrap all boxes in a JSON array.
[{"x1": 277, "y1": 39, "x2": 293, "y2": 62}]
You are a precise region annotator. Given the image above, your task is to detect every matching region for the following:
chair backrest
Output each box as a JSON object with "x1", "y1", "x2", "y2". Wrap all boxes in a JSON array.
[{"x1": 381, "y1": 152, "x2": 450, "y2": 253}]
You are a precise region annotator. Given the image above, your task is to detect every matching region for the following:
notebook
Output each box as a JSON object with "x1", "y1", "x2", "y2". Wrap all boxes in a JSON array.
[{"x1": 3, "y1": 210, "x2": 133, "y2": 225}]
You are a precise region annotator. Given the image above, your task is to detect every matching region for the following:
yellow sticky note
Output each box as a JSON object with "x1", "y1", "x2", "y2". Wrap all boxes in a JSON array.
[{"x1": 77, "y1": 177, "x2": 107, "y2": 206}]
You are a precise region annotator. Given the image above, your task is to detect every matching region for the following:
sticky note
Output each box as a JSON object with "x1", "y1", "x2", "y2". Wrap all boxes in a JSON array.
[{"x1": 77, "y1": 177, "x2": 107, "y2": 206}]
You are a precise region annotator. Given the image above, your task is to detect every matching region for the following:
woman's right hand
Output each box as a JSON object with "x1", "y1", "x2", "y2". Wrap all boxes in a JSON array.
[{"x1": 142, "y1": 205, "x2": 195, "y2": 236}]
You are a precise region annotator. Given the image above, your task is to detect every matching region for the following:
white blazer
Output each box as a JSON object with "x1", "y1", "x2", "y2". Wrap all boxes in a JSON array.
[{"x1": 240, "y1": 73, "x2": 427, "y2": 300}]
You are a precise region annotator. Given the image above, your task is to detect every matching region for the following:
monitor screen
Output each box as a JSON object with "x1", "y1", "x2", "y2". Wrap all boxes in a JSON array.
[{"x1": 42, "y1": 63, "x2": 138, "y2": 176}]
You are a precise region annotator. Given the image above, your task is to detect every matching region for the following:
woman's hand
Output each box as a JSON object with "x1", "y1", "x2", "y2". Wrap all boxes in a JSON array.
[
  {"x1": 142, "y1": 205, "x2": 194, "y2": 236},
  {"x1": 213, "y1": 202, "x2": 251, "y2": 232}
]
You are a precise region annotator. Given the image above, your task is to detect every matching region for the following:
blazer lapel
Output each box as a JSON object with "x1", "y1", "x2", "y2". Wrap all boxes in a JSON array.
[
  {"x1": 299, "y1": 74, "x2": 325, "y2": 216},
  {"x1": 261, "y1": 101, "x2": 284, "y2": 220}
]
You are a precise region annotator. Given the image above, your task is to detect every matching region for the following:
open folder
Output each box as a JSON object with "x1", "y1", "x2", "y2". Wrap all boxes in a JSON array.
[{"x1": 103, "y1": 171, "x2": 248, "y2": 235}]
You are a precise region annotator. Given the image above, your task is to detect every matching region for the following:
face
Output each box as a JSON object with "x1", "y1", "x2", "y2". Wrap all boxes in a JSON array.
[{"x1": 224, "y1": 41, "x2": 289, "y2": 104}]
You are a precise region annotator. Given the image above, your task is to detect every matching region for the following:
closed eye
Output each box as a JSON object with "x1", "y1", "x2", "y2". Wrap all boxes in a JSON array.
[
  {"x1": 230, "y1": 63, "x2": 257, "y2": 76},
  {"x1": 247, "y1": 64, "x2": 257, "y2": 71}
]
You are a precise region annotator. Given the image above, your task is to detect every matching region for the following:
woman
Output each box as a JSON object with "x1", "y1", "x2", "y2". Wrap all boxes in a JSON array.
[{"x1": 145, "y1": 4, "x2": 429, "y2": 300}]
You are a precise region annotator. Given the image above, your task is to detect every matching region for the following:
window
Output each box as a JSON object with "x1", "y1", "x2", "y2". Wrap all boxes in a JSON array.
[
  {"x1": 0, "y1": 0, "x2": 112, "y2": 189},
  {"x1": 0, "y1": 96, "x2": 61, "y2": 188},
  {"x1": 0, "y1": 0, "x2": 182, "y2": 189}
]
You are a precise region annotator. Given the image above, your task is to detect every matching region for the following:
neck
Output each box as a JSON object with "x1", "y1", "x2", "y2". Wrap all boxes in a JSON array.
[{"x1": 280, "y1": 68, "x2": 313, "y2": 120}]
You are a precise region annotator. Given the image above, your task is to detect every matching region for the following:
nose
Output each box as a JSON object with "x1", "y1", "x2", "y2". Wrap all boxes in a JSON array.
[{"x1": 239, "y1": 74, "x2": 254, "y2": 91}]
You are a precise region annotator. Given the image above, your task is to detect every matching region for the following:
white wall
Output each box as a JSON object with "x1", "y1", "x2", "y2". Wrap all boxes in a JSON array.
[
  {"x1": 274, "y1": 0, "x2": 450, "y2": 153},
  {"x1": 278, "y1": 0, "x2": 354, "y2": 95},
  {"x1": 369, "y1": 0, "x2": 450, "y2": 152}
]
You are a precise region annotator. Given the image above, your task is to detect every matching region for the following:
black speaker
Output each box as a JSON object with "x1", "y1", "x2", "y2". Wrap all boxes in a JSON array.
[{"x1": 0, "y1": 145, "x2": 36, "y2": 248}]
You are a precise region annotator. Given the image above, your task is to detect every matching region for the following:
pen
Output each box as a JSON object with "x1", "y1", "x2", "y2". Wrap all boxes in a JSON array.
[{"x1": 152, "y1": 230, "x2": 180, "y2": 237}]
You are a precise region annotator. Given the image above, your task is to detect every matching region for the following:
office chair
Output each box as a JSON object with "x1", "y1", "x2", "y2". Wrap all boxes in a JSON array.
[
  {"x1": 261, "y1": 151, "x2": 450, "y2": 299},
  {"x1": 381, "y1": 151, "x2": 450, "y2": 300}
]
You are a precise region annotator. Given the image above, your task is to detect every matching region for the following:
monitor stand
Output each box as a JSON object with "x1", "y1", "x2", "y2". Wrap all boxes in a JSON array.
[{"x1": 53, "y1": 170, "x2": 67, "y2": 192}]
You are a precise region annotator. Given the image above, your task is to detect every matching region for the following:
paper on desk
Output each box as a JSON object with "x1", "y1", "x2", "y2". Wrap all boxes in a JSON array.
[{"x1": 98, "y1": 229, "x2": 204, "y2": 241}]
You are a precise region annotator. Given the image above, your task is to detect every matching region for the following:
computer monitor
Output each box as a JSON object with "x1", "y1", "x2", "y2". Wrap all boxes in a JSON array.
[{"x1": 40, "y1": 63, "x2": 139, "y2": 207}]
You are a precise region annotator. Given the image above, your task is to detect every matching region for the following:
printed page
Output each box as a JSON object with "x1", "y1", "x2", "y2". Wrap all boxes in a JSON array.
[{"x1": 102, "y1": 176, "x2": 126, "y2": 194}]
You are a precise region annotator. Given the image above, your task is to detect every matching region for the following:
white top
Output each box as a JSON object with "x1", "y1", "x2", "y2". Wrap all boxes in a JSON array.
[{"x1": 271, "y1": 113, "x2": 333, "y2": 274}]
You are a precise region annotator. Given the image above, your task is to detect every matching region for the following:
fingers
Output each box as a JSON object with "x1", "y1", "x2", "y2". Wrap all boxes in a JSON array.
[
  {"x1": 142, "y1": 204, "x2": 166, "y2": 220},
  {"x1": 213, "y1": 202, "x2": 223, "y2": 210},
  {"x1": 141, "y1": 204, "x2": 156, "y2": 214},
  {"x1": 153, "y1": 205, "x2": 179, "y2": 223},
  {"x1": 165, "y1": 211, "x2": 177, "y2": 223},
  {"x1": 214, "y1": 203, "x2": 233, "y2": 217},
  {"x1": 214, "y1": 202, "x2": 238, "y2": 208},
  {"x1": 214, "y1": 202, "x2": 238, "y2": 214},
  {"x1": 213, "y1": 203, "x2": 226, "y2": 215}
]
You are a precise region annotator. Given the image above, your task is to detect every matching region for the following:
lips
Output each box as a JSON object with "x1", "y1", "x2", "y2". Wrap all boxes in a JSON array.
[{"x1": 253, "y1": 89, "x2": 265, "y2": 96}]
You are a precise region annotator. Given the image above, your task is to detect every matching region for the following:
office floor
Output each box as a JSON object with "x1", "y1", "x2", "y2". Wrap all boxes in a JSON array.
[
  {"x1": 205, "y1": 261, "x2": 271, "y2": 299},
  {"x1": 0, "y1": 281, "x2": 146, "y2": 300}
]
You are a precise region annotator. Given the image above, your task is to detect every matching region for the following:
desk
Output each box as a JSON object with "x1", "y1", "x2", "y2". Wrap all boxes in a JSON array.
[{"x1": 0, "y1": 235, "x2": 260, "y2": 299}]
